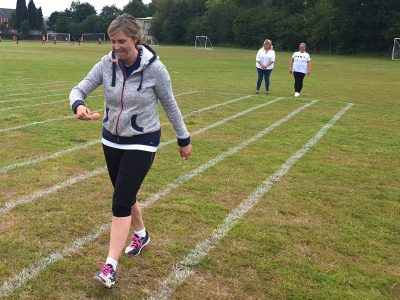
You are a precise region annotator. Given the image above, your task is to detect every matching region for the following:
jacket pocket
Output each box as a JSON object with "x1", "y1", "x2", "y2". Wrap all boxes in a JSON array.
[
  {"x1": 103, "y1": 107, "x2": 109, "y2": 123},
  {"x1": 131, "y1": 114, "x2": 144, "y2": 132}
]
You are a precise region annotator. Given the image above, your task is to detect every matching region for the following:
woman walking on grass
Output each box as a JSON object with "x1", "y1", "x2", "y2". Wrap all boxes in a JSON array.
[
  {"x1": 255, "y1": 39, "x2": 275, "y2": 94},
  {"x1": 289, "y1": 42, "x2": 312, "y2": 97},
  {"x1": 69, "y1": 14, "x2": 192, "y2": 288}
]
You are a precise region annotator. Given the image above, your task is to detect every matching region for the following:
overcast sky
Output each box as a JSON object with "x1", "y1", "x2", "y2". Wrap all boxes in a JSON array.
[{"x1": 2, "y1": 0, "x2": 152, "y2": 17}]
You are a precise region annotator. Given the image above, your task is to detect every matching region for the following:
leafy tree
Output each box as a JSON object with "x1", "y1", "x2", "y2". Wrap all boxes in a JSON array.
[
  {"x1": 100, "y1": 5, "x2": 122, "y2": 25},
  {"x1": 70, "y1": 1, "x2": 97, "y2": 23},
  {"x1": 47, "y1": 11, "x2": 60, "y2": 30},
  {"x1": 81, "y1": 15, "x2": 107, "y2": 33},
  {"x1": 36, "y1": 7, "x2": 44, "y2": 31},
  {"x1": 305, "y1": 0, "x2": 336, "y2": 52},
  {"x1": 27, "y1": 0, "x2": 37, "y2": 29},
  {"x1": 55, "y1": 14, "x2": 69, "y2": 32},
  {"x1": 15, "y1": 0, "x2": 28, "y2": 29},
  {"x1": 19, "y1": 19, "x2": 30, "y2": 36},
  {"x1": 123, "y1": 0, "x2": 148, "y2": 18}
]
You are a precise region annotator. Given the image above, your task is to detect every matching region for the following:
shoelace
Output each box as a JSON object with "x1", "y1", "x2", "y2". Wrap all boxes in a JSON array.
[
  {"x1": 97, "y1": 262, "x2": 113, "y2": 276},
  {"x1": 129, "y1": 235, "x2": 143, "y2": 249}
]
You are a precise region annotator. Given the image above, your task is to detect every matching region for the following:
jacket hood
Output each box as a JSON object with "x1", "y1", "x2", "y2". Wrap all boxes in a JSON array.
[
  {"x1": 107, "y1": 44, "x2": 158, "y2": 72},
  {"x1": 109, "y1": 44, "x2": 158, "y2": 88}
]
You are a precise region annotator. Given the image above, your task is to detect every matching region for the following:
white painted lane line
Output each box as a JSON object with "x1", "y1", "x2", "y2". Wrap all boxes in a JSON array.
[
  {"x1": 142, "y1": 100, "x2": 313, "y2": 208},
  {"x1": 0, "y1": 223, "x2": 111, "y2": 298},
  {"x1": 0, "y1": 167, "x2": 106, "y2": 215},
  {"x1": 0, "y1": 94, "x2": 257, "y2": 173},
  {"x1": 0, "y1": 80, "x2": 69, "y2": 91},
  {"x1": 0, "y1": 116, "x2": 75, "y2": 133},
  {"x1": 0, "y1": 97, "x2": 283, "y2": 210},
  {"x1": 0, "y1": 140, "x2": 101, "y2": 174},
  {"x1": 0, "y1": 92, "x2": 193, "y2": 132},
  {"x1": 0, "y1": 86, "x2": 73, "y2": 98},
  {"x1": 0, "y1": 93, "x2": 67, "y2": 104},
  {"x1": 0, "y1": 99, "x2": 305, "y2": 297},
  {"x1": 146, "y1": 103, "x2": 353, "y2": 300}
]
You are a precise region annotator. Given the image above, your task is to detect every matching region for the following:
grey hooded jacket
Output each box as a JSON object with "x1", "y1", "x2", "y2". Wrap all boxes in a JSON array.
[{"x1": 69, "y1": 45, "x2": 190, "y2": 147}]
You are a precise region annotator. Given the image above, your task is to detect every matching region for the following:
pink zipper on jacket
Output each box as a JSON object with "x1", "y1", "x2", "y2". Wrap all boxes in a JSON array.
[{"x1": 115, "y1": 79, "x2": 126, "y2": 139}]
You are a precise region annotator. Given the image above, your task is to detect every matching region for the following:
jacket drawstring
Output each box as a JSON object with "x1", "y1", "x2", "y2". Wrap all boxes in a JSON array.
[
  {"x1": 137, "y1": 71, "x2": 143, "y2": 91},
  {"x1": 111, "y1": 52, "x2": 118, "y2": 87}
]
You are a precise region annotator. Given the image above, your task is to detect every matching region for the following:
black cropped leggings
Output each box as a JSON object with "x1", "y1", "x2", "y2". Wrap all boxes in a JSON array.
[
  {"x1": 293, "y1": 71, "x2": 306, "y2": 93},
  {"x1": 103, "y1": 145, "x2": 156, "y2": 217}
]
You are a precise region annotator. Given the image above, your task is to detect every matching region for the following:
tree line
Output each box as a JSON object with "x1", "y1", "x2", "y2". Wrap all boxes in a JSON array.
[
  {"x1": 150, "y1": 0, "x2": 400, "y2": 53},
  {"x1": 12, "y1": 0, "x2": 45, "y2": 34},
  {"x1": 11, "y1": 0, "x2": 154, "y2": 40},
  {"x1": 10, "y1": 0, "x2": 400, "y2": 52}
]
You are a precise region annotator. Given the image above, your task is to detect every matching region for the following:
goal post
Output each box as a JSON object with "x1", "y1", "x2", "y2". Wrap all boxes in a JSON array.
[
  {"x1": 195, "y1": 36, "x2": 213, "y2": 50},
  {"x1": 47, "y1": 32, "x2": 70, "y2": 42},
  {"x1": 142, "y1": 35, "x2": 159, "y2": 46},
  {"x1": 392, "y1": 38, "x2": 400, "y2": 60},
  {"x1": 81, "y1": 33, "x2": 106, "y2": 43}
]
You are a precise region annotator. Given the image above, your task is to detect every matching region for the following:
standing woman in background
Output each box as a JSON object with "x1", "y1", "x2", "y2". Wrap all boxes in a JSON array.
[
  {"x1": 255, "y1": 39, "x2": 275, "y2": 94},
  {"x1": 70, "y1": 14, "x2": 192, "y2": 288},
  {"x1": 289, "y1": 42, "x2": 312, "y2": 97}
]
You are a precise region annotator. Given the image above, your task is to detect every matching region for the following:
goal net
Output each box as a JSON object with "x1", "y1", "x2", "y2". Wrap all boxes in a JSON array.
[
  {"x1": 47, "y1": 32, "x2": 70, "y2": 42},
  {"x1": 392, "y1": 38, "x2": 400, "y2": 60},
  {"x1": 81, "y1": 33, "x2": 106, "y2": 43},
  {"x1": 142, "y1": 35, "x2": 159, "y2": 46},
  {"x1": 195, "y1": 36, "x2": 213, "y2": 50}
]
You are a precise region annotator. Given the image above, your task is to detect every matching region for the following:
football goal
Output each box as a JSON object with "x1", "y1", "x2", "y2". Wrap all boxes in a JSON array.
[
  {"x1": 195, "y1": 36, "x2": 213, "y2": 50},
  {"x1": 392, "y1": 38, "x2": 400, "y2": 60},
  {"x1": 81, "y1": 33, "x2": 106, "y2": 43},
  {"x1": 47, "y1": 32, "x2": 70, "y2": 43},
  {"x1": 142, "y1": 35, "x2": 159, "y2": 46}
]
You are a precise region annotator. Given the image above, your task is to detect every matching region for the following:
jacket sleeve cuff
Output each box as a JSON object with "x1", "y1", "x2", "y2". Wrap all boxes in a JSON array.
[
  {"x1": 72, "y1": 100, "x2": 85, "y2": 114},
  {"x1": 177, "y1": 136, "x2": 190, "y2": 147}
]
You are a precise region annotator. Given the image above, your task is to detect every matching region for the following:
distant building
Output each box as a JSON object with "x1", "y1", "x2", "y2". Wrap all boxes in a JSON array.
[{"x1": 0, "y1": 8, "x2": 15, "y2": 37}]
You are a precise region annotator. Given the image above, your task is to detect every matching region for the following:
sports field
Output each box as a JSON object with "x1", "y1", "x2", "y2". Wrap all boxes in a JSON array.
[{"x1": 0, "y1": 41, "x2": 399, "y2": 299}]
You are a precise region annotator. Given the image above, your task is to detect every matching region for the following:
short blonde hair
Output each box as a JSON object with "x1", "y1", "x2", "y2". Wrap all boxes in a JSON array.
[
  {"x1": 263, "y1": 39, "x2": 273, "y2": 50},
  {"x1": 107, "y1": 14, "x2": 142, "y2": 45}
]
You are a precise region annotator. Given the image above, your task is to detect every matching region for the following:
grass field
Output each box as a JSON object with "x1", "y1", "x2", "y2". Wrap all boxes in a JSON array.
[{"x1": 0, "y1": 41, "x2": 399, "y2": 299}]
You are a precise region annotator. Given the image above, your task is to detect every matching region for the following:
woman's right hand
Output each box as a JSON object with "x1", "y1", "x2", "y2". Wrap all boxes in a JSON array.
[{"x1": 76, "y1": 105, "x2": 92, "y2": 120}]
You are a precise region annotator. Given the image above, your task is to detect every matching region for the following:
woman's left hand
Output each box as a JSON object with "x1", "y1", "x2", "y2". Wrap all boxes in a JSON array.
[{"x1": 179, "y1": 144, "x2": 192, "y2": 160}]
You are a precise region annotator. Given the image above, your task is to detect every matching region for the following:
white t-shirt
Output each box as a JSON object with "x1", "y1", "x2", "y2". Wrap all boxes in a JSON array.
[
  {"x1": 292, "y1": 51, "x2": 311, "y2": 74},
  {"x1": 256, "y1": 48, "x2": 275, "y2": 70}
]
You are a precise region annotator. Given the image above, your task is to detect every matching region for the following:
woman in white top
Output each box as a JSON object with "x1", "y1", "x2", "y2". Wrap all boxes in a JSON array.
[
  {"x1": 255, "y1": 39, "x2": 275, "y2": 94},
  {"x1": 289, "y1": 42, "x2": 312, "y2": 97}
]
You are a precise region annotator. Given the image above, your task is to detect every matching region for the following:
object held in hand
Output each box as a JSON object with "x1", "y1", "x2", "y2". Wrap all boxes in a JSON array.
[{"x1": 91, "y1": 112, "x2": 101, "y2": 120}]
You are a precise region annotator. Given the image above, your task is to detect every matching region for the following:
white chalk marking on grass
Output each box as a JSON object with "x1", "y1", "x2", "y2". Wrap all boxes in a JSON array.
[
  {"x1": 160, "y1": 94, "x2": 253, "y2": 126},
  {"x1": 0, "y1": 94, "x2": 103, "y2": 112},
  {"x1": 142, "y1": 100, "x2": 314, "y2": 208},
  {"x1": 0, "y1": 140, "x2": 101, "y2": 174},
  {"x1": 1, "y1": 96, "x2": 284, "y2": 213},
  {"x1": 183, "y1": 95, "x2": 253, "y2": 118},
  {"x1": 0, "y1": 99, "x2": 68, "y2": 112},
  {"x1": 0, "y1": 86, "x2": 72, "y2": 99},
  {"x1": 174, "y1": 91, "x2": 199, "y2": 97},
  {"x1": 0, "y1": 116, "x2": 75, "y2": 133},
  {"x1": 0, "y1": 109, "x2": 103, "y2": 133},
  {"x1": 0, "y1": 94, "x2": 257, "y2": 174},
  {"x1": 147, "y1": 103, "x2": 353, "y2": 300},
  {"x1": 0, "y1": 98, "x2": 304, "y2": 297},
  {"x1": 0, "y1": 223, "x2": 111, "y2": 298},
  {"x1": 0, "y1": 80, "x2": 69, "y2": 91},
  {"x1": 0, "y1": 94, "x2": 67, "y2": 105},
  {"x1": 0, "y1": 89, "x2": 103, "y2": 105},
  {"x1": 0, "y1": 92, "x2": 189, "y2": 132},
  {"x1": 0, "y1": 167, "x2": 106, "y2": 215}
]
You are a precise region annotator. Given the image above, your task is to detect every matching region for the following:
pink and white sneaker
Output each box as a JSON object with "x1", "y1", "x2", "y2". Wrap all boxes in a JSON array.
[
  {"x1": 93, "y1": 262, "x2": 116, "y2": 288},
  {"x1": 125, "y1": 231, "x2": 150, "y2": 257}
]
